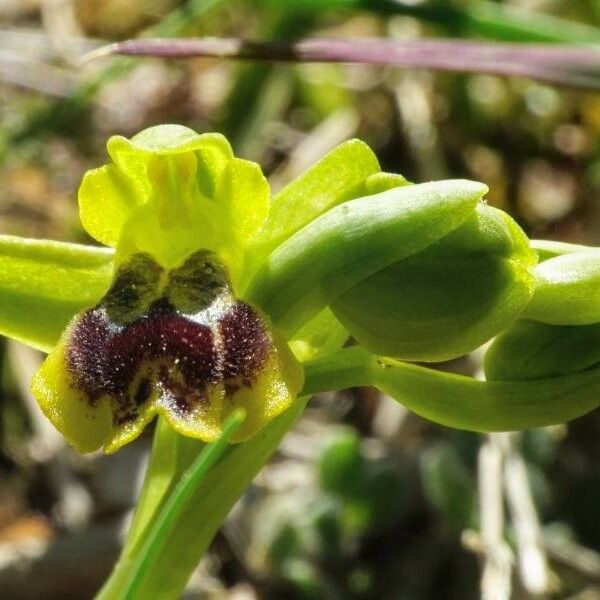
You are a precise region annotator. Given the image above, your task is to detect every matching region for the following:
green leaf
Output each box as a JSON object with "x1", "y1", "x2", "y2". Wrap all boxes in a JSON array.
[
  {"x1": 523, "y1": 253, "x2": 600, "y2": 325},
  {"x1": 331, "y1": 204, "x2": 536, "y2": 361},
  {"x1": 248, "y1": 180, "x2": 488, "y2": 337},
  {"x1": 484, "y1": 319, "x2": 600, "y2": 381},
  {"x1": 252, "y1": 139, "x2": 380, "y2": 257},
  {"x1": 302, "y1": 346, "x2": 600, "y2": 431},
  {"x1": 0, "y1": 235, "x2": 113, "y2": 352}
]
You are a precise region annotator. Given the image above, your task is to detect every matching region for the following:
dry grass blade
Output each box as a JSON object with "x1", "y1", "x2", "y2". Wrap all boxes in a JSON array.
[{"x1": 84, "y1": 37, "x2": 600, "y2": 90}]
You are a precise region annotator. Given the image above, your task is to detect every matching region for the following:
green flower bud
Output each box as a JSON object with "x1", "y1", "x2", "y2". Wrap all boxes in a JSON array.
[{"x1": 331, "y1": 203, "x2": 536, "y2": 361}]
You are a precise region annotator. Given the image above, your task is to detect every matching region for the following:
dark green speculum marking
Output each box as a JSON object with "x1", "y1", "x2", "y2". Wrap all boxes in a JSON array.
[
  {"x1": 67, "y1": 251, "x2": 271, "y2": 425},
  {"x1": 102, "y1": 253, "x2": 163, "y2": 324}
]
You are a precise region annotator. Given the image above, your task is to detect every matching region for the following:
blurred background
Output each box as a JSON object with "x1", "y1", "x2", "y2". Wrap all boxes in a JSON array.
[{"x1": 1, "y1": 0, "x2": 600, "y2": 598}]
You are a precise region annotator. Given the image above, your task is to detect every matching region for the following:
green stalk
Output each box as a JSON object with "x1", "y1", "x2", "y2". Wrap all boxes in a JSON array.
[{"x1": 302, "y1": 346, "x2": 600, "y2": 431}]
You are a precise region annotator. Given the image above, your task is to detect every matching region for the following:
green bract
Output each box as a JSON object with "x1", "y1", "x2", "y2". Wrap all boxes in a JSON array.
[
  {"x1": 484, "y1": 319, "x2": 600, "y2": 381},
  {"x1": 1, "y1": 124, "x2": 600, "y2": 460}
]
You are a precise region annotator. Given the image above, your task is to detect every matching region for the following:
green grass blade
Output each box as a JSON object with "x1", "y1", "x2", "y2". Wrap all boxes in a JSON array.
[
  {"x1": 119, "y1": 417, "x2": 205, "y2": 557},
  {"x1": 259, "y1": 0, "x2": 600, "y2": 43}
]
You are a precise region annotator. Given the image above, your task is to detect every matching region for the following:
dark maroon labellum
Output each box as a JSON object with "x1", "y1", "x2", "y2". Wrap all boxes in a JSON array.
[{"x1": 67, "y1": 251, "x2": 271, "y2": 425}]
